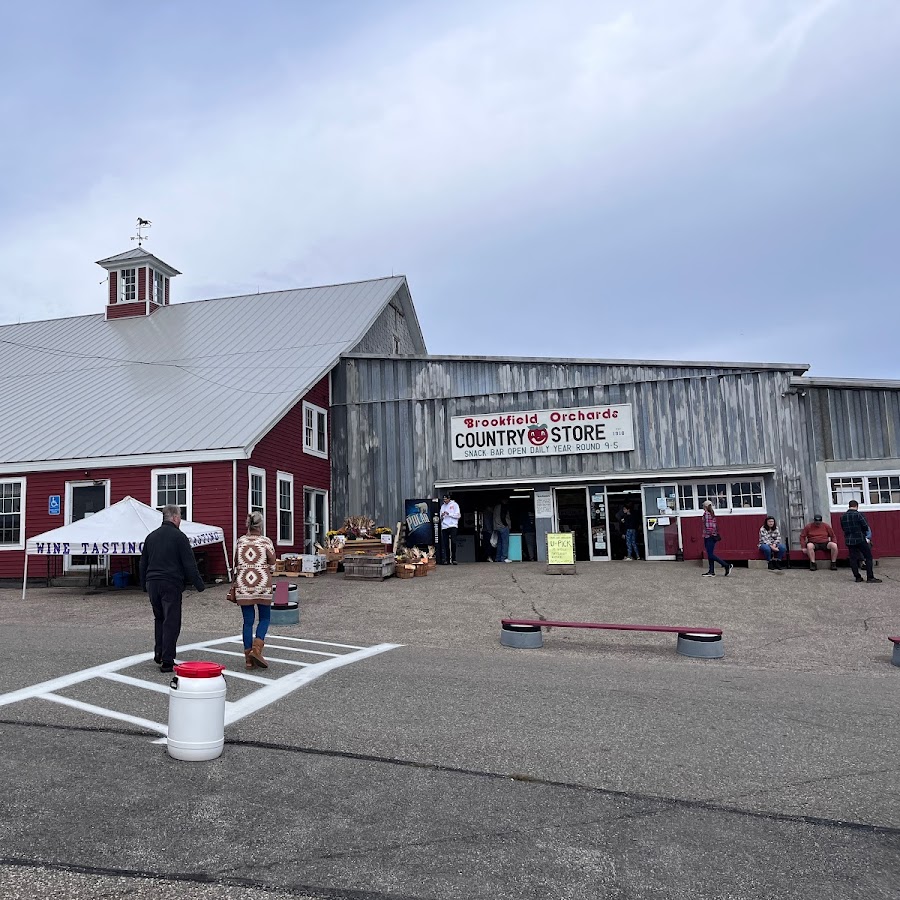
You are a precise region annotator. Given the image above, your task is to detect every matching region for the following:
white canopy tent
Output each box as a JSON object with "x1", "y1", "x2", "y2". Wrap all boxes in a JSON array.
[{"x1": 23, "y1": 495, "x2": 231, "y2": 599}]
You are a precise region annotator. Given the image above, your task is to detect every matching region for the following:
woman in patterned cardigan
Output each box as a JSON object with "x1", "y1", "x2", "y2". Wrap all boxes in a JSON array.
[{"x1": 234, "y1": 511, "x2": 276, "y2": 668}]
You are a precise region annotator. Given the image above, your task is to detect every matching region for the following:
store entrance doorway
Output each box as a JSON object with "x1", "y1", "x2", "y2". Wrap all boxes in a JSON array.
[
  {"x1": 606, "y1": 487, "x2": 644, "y2": 561},
  {"x1": 554, "y1": 488, "x2": 591, "y2": 561}
]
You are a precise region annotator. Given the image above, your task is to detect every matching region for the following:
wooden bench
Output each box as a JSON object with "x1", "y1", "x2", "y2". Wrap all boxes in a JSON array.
[
  {"x1": 500, "y1": 619, "x2": 724, "y2": 658},
  {"x1": 890, "y1": 636, "x2": 900, "y2": 668}
]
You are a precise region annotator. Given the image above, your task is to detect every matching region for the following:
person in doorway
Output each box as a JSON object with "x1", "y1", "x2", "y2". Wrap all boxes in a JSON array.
[
  {"x1": 493, "y1": 499, "x2": 512, "y2": 563},
  {"x1": 701, "y1": 500, "x2": 732, "y2": 577},
  {"x1": 840, "y1": 500, "x2": 882, "y2": 584},
  {"x1": 140, "y1": 504, "x2": 205, "y2": 673},
  {"x1": 521, "y1": 508, "x2": 537, "y2": 561},
  {"x1": 439, "y1": 493, "x2": 461, "y2": 565},
  {"x1": 758, "y1": 516, "x2": 787, "y2": 570},
  {"x1": 481, "y1": 504, "x2": 495, "y2": 561},
  {"x1": 799, "y1": 514, "x2": 838, "y2": 571},
  {"x1": 617, "y1": 503, "x2": 641, "y2": 560},
  {"x1": 233, "y1": 511, "x2": 277, "y2": 668}
]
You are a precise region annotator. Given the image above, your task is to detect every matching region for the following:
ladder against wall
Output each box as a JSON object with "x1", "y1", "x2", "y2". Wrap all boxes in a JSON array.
[{"x1": 787, "y1": 477, "x2": 804, "y2": 549}]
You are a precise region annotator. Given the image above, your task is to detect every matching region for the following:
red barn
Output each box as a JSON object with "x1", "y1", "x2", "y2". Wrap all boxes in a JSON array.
[{"x1": 0, "y1": 246, "x2": 425, "y2": 584}]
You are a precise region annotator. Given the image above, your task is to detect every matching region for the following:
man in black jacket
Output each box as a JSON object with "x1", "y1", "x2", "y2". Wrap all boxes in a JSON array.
[
  {"x1": 840, "y1": 500, "x2": 882, "y2": 584},
  {"x1": 140, "y1": 505, "x2": 206, "y2": 672}
]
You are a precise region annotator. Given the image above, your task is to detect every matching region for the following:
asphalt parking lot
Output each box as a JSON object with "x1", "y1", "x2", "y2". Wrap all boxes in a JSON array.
[{"x1": 0, "y1": 559, "x2": 897, "y2": 899}]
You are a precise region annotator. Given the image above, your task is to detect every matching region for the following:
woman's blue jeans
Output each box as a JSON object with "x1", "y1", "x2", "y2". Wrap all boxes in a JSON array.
[
  {"x1": 625, "y1": 528, "x2": 639, "y2": 559},
  {"x1": 759, "y1": 543, "x2": 786, "y2": 561},
  {"x1": 703, "y1": 536, "x2": 728, "y2": 573},
  {"x1": 241, "y1": 603, "x2": 271, "y2": 649}
]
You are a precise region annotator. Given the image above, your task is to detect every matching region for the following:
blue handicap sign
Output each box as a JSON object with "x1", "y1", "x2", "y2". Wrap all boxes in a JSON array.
[{"x1": 49, "y1": 495, "x2": 61, "y2": 516}]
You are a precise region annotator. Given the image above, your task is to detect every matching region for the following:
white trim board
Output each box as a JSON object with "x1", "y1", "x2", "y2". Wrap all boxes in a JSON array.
[
  {"x1": 0, "y1": 447, "x2": 248, "y2": 476},
  {"x1": 435, "y1": 467, "x2": 776, "y2": 490}
]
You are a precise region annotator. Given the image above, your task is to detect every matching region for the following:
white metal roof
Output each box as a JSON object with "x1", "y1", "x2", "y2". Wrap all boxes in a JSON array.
[{"x1": 0, "y1": 275, "x2": 417, "y2": 469}]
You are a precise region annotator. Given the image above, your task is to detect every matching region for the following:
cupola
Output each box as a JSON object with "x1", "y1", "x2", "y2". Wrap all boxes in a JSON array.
[{"x1": 96, "y1": 238, "x2": 181, "y2": 321}]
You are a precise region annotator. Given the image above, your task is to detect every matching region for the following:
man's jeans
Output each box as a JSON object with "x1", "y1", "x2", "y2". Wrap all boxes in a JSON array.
[
  {"x1": 849, "y1": 542, "x2": 874, "y2": 580},
  {"x1": 148, "y1": 578, "x2": 183, "y2": 665},
  {"x1": 495, "y1": 527, "x2": 510, "y2": 562}
]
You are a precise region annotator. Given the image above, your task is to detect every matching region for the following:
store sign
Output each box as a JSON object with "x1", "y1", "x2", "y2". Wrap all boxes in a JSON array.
[
  {"x1": 547, "y1": 533, "x2": 575, "y2": 565},
  {"x1": 451, "y1": 404, "x2": 634, "y2": 460}
]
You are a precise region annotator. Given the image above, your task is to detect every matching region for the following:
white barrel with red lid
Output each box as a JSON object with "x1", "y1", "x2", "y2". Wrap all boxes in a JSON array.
[{"x1": 167, "y1": 660, "x2": 227, "y2": 761}]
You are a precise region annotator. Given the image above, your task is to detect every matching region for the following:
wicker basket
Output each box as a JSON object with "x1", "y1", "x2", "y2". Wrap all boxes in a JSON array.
[
  {"x1": 396, "y1": 564, "x2": 417, "y2": 579},
  {"x1": 413, "y1": 563, "x2": 428, "y2": 577}
]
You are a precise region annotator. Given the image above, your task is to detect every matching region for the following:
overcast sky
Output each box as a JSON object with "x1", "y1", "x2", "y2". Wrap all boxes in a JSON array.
[{"x1": 1, "y1": 0, "x2": 898, "y2": 378}]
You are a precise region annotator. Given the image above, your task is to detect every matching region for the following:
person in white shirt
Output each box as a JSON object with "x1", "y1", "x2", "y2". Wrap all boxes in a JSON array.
[{"x1": 439, "y1": 493, "x2": 461, "y2": 565}]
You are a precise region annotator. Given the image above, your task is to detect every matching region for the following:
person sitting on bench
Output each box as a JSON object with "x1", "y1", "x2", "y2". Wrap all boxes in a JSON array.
[
  {"x1": 758, "y1": 516, "x2": 787, "y2": 570},
  {"x1": 799, "y1": 514, "x2": 838, "y2": 571}
]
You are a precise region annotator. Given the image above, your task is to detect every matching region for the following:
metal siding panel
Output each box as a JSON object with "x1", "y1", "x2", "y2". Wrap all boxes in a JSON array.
[{"x1": 0, "y1": 277, "x2": 409, "y2": 464}]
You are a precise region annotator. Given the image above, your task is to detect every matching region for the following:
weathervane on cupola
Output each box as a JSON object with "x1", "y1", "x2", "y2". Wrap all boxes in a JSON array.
[
  {"x1": 131, "y1": 217, "x2": 152, "y2": 246},
  {"x1": 96, "y1": 219, "x2": 181, "y2": 320}
]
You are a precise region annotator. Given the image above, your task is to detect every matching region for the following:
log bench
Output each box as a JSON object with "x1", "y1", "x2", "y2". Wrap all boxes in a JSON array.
[{"x1": 500, "y1": 619, "x2": 724, "y2": 658}]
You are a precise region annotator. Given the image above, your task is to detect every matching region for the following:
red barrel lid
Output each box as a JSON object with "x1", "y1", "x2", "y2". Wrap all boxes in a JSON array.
[{"x1": 174, "y1": 660, "x2": 225, "y2": 678}]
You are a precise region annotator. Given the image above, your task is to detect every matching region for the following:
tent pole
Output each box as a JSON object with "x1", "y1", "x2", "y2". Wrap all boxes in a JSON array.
[
  {"x1": 21, "y1": 553, "x2": 29, "y2": 601},
  {"x1": 222, "y1": 539, "x2": 233, "y2": 581}
]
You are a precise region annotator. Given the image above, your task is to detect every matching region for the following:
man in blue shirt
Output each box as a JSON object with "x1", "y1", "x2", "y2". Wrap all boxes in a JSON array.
[{"x1": 839, "y1": 500, "x2": 881, "y2": 584}]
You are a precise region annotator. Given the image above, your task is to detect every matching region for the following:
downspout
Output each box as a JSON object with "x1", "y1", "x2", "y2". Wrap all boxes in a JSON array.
[{"x1": 232, "y1": 459, "x2": 238, "y2": 573}]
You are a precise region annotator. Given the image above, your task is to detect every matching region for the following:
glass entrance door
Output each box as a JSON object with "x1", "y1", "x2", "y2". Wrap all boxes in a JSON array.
[
  {"x1": 303, "y1": 489, "x2": 328, "y2": 554},
  {"x1": 553, "y1": 487, "x2": 591, "y2": 562},
  {"x1": 588, "y1": 486, "x2": 609, "y2": 561},
  {"x1": 641, "y1": 484, "x2": 681, "y2": 560},
  {"x1": 65, "y1": 481, "x2": 109, "y2": 571}
]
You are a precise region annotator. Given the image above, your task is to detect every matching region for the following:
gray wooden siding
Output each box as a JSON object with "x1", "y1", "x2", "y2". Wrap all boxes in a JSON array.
[
  {"x1": 809, "y1": 386, "x2": 900, "y2": 462},
  {"x1": 350, "y1": 297, "x2": 418, "y2": 355},
  {"x1": 331, "y1": 357, "x2": 817, "y2": 529}
]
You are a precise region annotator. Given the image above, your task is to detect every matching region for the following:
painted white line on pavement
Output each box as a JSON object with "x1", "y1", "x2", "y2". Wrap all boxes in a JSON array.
[
  {"x1": 263, "y1": 644, "x2": 341, "y2": 657},
  {"x1": 40, "y1": 692, "x2": 168, "y2": 735},
  {"x1": 221, "y1": 670, "x2": 275, "y2": 685},
  {"x1": 266, "y1": 636, "x2": 366, "y2": 650},
  {"x1": 222, "y1": 639, "x2": 340, "y2": 658},
  {"x1": 223, "y1": 642, "x2": 400, "y2": 726},
  {"x1": 0, "y1": 635, "x2": 242, "y2": 708},
  {"x1": 203, "y1": 647, "x2": 312, "y2": 667},
  {"x1": 99, "y1": 672, "x2": 170, "y2": 695}
]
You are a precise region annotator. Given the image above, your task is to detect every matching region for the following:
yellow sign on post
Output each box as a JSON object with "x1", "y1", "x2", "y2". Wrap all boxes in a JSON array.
[{"x1": 546, "y1": 533, "x2": 575, "y2": 566}]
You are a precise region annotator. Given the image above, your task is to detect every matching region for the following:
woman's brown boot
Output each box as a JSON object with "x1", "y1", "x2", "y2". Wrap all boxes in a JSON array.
[
  {"x1": 249, "y1": 638, "x2": 268, "y2": 668},
  {"x1": 243, "y1": 648, "x2": 254, "y2": 670}
]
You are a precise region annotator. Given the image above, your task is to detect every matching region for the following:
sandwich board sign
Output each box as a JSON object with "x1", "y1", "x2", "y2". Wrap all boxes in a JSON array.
[{"x1": 546, "y1": 533, "x2": 575, "y2": 566}]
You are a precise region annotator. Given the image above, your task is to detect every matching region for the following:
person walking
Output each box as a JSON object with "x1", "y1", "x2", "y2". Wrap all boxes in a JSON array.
[
  {"x1": 493, "y1": 499, "x2": 512, "y2": 563},
  {"x1": 233, "y1": 511, "x2": 277, "y2": 668},
  {"x1": 439, "y1": 493, "x2": 461, "y2": 565},
  {"x1": 840, "y1": 500, "x2": 882, "y2": 584},
  {"x1": 140, "y1": 504, "x2": 206, "y2": 673},
  {"x1": 799, "y1": 514, "x2": 838, "y2": 571},
  {"x1": 758, "y1": 516, "x2": 787, "y2": 570},
  {"x1": 617, "y1": 503, "x2": 641, "y2": 560},
  {"x1": 701, "y1": 500, "x2": 732, "y2": 577}
]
